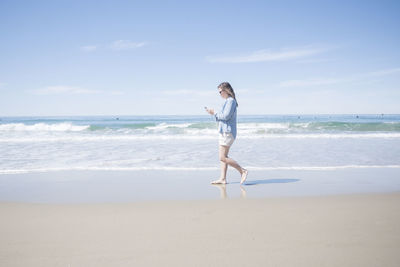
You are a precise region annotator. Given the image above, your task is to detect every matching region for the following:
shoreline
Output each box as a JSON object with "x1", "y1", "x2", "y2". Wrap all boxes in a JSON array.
[{"x1": 1, "y1": 192, "x2": 399, "y2": 267}]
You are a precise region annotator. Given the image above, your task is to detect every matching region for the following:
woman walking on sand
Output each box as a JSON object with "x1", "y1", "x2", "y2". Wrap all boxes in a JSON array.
[{"x1": 206, "y1": 82, "x2": 248, "y2": 184}]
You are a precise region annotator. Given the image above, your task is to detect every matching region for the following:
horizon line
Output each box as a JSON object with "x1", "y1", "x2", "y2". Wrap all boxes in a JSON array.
[{"x1": 1, "y1": 113, "x2": 398, "y2": 118}]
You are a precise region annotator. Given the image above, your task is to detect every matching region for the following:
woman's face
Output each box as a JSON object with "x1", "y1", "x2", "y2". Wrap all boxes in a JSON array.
[{"x1": 218, "y1": 88, "x2": 229, "y2": 99}]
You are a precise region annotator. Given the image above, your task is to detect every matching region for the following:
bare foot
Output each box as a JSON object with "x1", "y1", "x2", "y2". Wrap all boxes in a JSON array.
[
  {"x1": 211, "y1": 179, "x2": 227, "y2": 184},
  {"x1": 240, "y1": 169, "x2": 248, "y2": 184}
]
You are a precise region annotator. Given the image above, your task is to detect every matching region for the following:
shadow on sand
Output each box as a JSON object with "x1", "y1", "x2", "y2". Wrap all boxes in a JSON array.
[{"x1": 210, "y1": 178, "x2": 301, "y2": 199}]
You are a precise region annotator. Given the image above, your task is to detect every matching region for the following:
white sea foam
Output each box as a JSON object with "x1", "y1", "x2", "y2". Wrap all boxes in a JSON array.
[
  {"x1": 1, "y1": 165, "x2": 400, "y2": 174},
  {"x1": 0, "y1": 123, "x2": 89, "y2": 132},
  {"x1": 0, "y1": 135, "x2": 217, "y2": 143},
  {"x1": 1, "y1": 132, "x2": 400, "y2": 143},
  {"x1": 146, "y1": 123, "x2": 193, "y2": 131},
  {"x1": 240, "y1": 133, "x2": 400, "y2": 139},
  {"x1": 238, "y1": 123, "x2": 292, "y2": 129},
  {"x1": 245, "y1": 165, "x2": 400, "y2": 170},
  {"x1": 1, "y1": 121, "x2": 399, "y2": 134}
]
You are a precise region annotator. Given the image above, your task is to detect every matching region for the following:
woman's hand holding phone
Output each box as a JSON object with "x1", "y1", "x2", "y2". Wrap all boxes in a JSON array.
[{"x1": 204, "y1": 106, "x2": 214, "y2": 115}]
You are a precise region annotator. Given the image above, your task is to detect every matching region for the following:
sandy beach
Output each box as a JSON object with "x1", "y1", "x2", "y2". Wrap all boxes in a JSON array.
[
  {"x1": 1, "y1": 168, "x2": 399, "y2": 266},
  {"x1": 1, "y1": 191, "x2": 399, "y2": 267}
]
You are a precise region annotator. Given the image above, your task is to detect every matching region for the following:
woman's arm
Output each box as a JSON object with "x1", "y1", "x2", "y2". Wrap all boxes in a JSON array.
[{"x1": 215, "y1": 98, "x2": 236, "y2": 121}]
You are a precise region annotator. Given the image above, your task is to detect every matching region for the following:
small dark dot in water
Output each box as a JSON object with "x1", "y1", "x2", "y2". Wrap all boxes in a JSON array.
[
  {"x1": 356, "y1": 115, "x2": 359, "y2": 118},
  {"x1": 116, "y1": 118, "x2": 119, "y2": 120},
  {"x1": 297, "y1": 116, "x2": 300, "y2": 119}
]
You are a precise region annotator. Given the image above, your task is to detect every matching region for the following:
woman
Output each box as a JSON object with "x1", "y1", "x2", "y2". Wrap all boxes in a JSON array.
[{"x1": 206, "y1": 82, "x2": 248, "y2": 184}]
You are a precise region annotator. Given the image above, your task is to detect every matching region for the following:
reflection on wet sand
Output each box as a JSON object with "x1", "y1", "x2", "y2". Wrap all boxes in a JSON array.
[{"x1": 211, "y1": 184, "x2": 247, "y2": 199}]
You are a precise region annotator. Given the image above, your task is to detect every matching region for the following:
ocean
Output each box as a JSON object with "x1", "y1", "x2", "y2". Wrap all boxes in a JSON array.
[{"x1": 1, "y1": 114, "x2": 400, "y2": 174}]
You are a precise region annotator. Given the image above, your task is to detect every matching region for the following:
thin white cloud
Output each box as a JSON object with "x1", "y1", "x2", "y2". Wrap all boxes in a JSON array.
[
  {"x1": 32, "y1": 86, "x2": 100, "y2": 95},
  {"x1": 206, "y1": 45, "x2": 334, "y2": 63},
  {"x1": 81, "y1": 45, "x2": 97, "y2": 52},
  {"x1": 110, "y1": 40, "x2": 146, "y2": 50},
  {"x1": 366, "y1": 68, "x2": 400, "y2": 77},
  {"x1": 278, "y1": 67, "x2": 400, "y2": 88},
  {"x1": 109, "y1": 90, "x2": 124, "y2": 95},
  {"x1": 81, "y1": 40, "x2": 146, "y2": 52},
  {"x1": 294, "y1": 58, "x2": 338, "y2": 64}
]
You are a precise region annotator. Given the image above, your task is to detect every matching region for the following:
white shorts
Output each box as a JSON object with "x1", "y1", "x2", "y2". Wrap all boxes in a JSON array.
[{"x1": 219, "y1": 132, "x2": 235, "y2": 147}]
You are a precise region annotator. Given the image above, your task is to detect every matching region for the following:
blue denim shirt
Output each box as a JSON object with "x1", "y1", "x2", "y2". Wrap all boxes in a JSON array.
[{"x1": 214, "y1": 97, "x2": 237, "y2": 139}]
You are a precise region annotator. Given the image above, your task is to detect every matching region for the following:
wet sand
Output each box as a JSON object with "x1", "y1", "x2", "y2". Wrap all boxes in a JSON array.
[{"x1": 0, "y1": 168, "x2": 400, "y2": 203}]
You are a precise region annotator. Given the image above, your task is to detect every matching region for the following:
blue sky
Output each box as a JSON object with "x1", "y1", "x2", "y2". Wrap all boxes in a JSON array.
[{"x1": 0, "y1": 0, "x2": 399, "y2": 116}]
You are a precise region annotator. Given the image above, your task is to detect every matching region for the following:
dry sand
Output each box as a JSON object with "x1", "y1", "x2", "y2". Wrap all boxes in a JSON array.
[{"x1": 1, "y1": 192, "x2": 399, "y2": 267}]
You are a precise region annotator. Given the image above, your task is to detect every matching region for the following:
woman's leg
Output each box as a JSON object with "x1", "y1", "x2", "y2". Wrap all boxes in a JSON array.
[
  {"x1": 221, "y1": 145, "x2": 248, "y2": 184},
  {"x1": 212, "y1": 145, "x2": 248, "y2": 184},
  {"x1": 219, "y1": 145, "x2": 229, "y2": 180},
  {"x1": 211, "y1": 145, "x2": 229, "y2": 184},
  {"x1": 220, "y1": 145, "x2": 243, "y2": 174}
]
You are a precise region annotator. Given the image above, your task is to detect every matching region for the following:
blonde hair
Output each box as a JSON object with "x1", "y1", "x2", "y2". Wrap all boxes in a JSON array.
[{"x1": 218, "y1": 82, "x2": 238, "y2": 107}]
